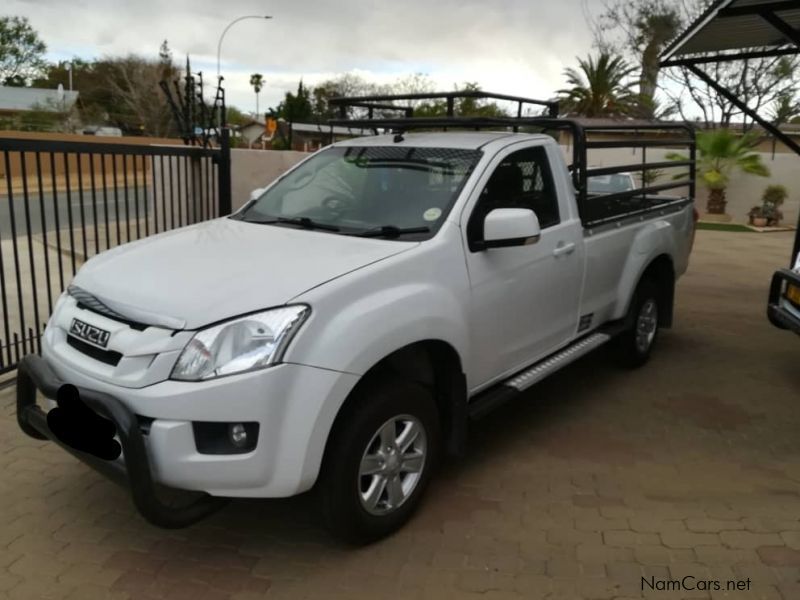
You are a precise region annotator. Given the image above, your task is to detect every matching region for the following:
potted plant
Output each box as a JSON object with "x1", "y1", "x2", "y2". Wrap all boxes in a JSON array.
[
  {"x1": 761, "y1": 184, "x2": 787, "y2": 227},
  {"x1": 749, "y1": 205, "x2": 768, "y2": 227}
]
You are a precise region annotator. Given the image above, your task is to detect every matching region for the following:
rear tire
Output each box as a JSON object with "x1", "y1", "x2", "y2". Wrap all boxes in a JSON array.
[
  {"x1": 319, "y1": 375, "x2": 440, "y2": 545},
  {"x1": 615, "y1": 279, "x2": 661, "y2": 368}
]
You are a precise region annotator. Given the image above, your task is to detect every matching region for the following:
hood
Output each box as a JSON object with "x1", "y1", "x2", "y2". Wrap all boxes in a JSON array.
[{"x1": 72, "y1": 218, "x2": 415, "y2": 329}]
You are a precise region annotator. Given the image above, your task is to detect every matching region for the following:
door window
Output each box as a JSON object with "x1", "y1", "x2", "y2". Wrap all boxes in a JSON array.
[{"x1": 468, "y1": 146, "x2": 560, "y2": 244}]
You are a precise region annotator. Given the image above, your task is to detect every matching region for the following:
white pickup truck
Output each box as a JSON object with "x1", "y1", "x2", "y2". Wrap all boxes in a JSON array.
[{"x1": 16, "y1": 94, "x2": 697, "y2": 543}]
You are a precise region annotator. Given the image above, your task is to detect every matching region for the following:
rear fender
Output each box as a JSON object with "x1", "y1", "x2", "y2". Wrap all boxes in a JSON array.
[{"x1": 611, "y1": 221, "x2": 676, "y2": 321}]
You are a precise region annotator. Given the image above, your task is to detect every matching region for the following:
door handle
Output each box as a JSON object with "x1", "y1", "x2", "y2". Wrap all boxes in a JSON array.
[{"x1": 553, "y1": 242, "x2": 576, "y2": 257}]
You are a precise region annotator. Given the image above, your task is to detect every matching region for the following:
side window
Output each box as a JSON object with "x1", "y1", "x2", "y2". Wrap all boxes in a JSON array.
[{"x1": 469, "y1": 146, "x2": 560, "y2": 241}]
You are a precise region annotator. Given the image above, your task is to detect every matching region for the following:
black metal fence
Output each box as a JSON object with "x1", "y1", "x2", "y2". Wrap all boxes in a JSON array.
[{"x1": 0, "y1": 133, "x2": 231, "y2": 375}]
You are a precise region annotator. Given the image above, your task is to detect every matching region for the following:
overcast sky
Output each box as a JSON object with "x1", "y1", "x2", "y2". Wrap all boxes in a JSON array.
[{"x1": 6, "y1": 0, "x2": 604, "y2": 114}]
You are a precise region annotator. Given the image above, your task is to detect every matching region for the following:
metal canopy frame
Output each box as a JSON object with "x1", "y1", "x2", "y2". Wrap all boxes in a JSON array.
[
  {"x1": 327, "y1": 91, "x2": 696, "y2": 229},
  {"x1": 660, "y1": 0, "x2": 800, "y2": 261},
  {"x1": 329, "y1": 90, "x2": 561, "y2": 120}
]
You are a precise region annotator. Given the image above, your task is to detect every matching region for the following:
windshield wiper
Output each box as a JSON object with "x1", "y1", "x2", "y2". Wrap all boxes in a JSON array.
[
  {"x1": 245, "y1": 216, "x2": 340, "y2": 232},
  {"x1": 353, "y1": 225, "x2": 430, "y2": 239}
]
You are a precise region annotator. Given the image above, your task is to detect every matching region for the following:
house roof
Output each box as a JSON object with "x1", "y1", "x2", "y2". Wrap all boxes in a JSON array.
[
  {"x1": 661, "y1": 0, "x2": 800, "y2": 62},
  {"x1": 0, "y1": 86, "x2": 80, "y2": 112}
]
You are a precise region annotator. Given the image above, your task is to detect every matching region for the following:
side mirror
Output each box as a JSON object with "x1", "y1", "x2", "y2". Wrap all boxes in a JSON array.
[
  {"x1": 479, "y1": 208, "x2": 541, "y2": 250},
  {"x1": 249, "y1": 187, "x2": 267, "y2": 201}
]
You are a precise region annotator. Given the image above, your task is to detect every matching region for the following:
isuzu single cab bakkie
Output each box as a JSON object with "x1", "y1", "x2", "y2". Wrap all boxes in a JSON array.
[{"x1": 17, "y1": 92, "x2": 697, "y2": 543}]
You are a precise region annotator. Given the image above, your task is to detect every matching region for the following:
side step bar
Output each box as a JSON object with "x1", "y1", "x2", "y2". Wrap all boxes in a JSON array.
[{"x1": 468, "y1": 332, "x2": 612, "y2": 420}]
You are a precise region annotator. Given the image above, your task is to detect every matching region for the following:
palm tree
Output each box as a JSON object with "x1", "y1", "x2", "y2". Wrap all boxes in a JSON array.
[
  {"x1": 558, "y1": 52, "x2": 638, "y2": 118},
  {"x1": 668, "y1": 129, "x2": 770, "y2": 215},
  {"x1": 249, "y1": 73, "x2": 264, "y2": 118}
]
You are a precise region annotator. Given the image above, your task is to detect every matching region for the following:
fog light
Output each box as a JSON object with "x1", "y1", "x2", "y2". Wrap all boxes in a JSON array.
[
  {"x1": 229, "y1": 423, "x2": 248, "y2": 447},
  {"x1": 193, "y1": 421, "x2": 259, "y2": 454}
]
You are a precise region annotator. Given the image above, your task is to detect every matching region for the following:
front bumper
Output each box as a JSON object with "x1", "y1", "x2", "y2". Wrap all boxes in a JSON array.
[
  {"x1": 16, "y1": 354, "x2": 227, "y2": 528},
  {"x1": 768, "y1": 269, "x2": 800, "y2": 334}
]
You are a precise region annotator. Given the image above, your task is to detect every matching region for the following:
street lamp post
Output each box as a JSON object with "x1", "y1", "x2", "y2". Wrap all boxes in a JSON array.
[{"x1": 216, "y1": 15, "x2": 272, "y2": 79}]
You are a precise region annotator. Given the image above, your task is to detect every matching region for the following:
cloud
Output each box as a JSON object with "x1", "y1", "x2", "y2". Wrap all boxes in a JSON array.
[{"x1": 8, "y1": 0, "x2": 597, "y2": 113}]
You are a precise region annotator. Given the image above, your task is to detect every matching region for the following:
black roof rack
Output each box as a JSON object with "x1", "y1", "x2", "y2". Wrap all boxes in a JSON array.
[
  {"x1": 325, "y1": 91, "x2": 697, "y2": 228},
  {"x1": 328, "y1": 90, "x2": 560, "y2": 120}
]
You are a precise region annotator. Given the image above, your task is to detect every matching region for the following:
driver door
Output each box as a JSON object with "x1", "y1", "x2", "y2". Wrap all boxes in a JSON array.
[{"x1": 463, "y1": 143, "x2": 584, "y2": 390}]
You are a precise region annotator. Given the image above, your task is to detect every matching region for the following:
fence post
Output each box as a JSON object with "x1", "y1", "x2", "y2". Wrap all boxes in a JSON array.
[
  {"x1": 189, "y1": 155, "x2": 203, "y2": 224},
  {"x1": 217, "y1": 128, "x2": 232, "y2": 216}
]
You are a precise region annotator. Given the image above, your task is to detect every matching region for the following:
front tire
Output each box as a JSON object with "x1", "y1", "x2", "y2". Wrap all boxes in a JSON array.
[
  {"x1": 615, "y1": 279, "x2": 661, "y2": 368},
  {"x1": 319, "y1": 375, "x2": 440, "y2": 544}
]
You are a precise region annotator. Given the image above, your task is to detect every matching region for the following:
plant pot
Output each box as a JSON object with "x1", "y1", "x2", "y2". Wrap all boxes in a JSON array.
[{"x1": 752, "y1": 217, "x2": 768, "y2": 227}]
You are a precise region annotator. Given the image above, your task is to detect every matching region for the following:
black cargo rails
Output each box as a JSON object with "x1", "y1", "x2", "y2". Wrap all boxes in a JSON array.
[{"x1": 325, "y1": 90, "x2": 697, "y2": 230}]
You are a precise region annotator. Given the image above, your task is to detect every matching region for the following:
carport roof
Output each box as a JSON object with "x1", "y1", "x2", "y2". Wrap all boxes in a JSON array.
[{"x1": 661, "y1": 0, "x2": 800, "y2": 63}]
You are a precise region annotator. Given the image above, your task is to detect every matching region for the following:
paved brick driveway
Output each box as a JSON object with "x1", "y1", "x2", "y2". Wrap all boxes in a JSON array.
[{"x1": 1, "y1": 229, "x2": 798, "y2": 600}]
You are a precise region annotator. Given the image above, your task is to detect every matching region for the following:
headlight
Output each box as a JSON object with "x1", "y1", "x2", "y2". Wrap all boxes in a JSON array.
[{"x1": 170, "y1": 305, "x2": 309, "y2": 381}]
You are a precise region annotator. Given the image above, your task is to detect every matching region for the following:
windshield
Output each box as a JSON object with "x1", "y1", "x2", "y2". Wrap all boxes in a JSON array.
[
  {"x1": 587, "y1": 174, "x2": 636, "y2": 194},
  {"x1": 236, "y1": 145, "x2": 482, "y2": 239}
]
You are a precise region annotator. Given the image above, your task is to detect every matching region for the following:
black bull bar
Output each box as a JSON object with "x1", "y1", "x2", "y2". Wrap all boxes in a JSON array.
[{"x1": 15, "y1": 354, "x2": 228, "y2": 528}]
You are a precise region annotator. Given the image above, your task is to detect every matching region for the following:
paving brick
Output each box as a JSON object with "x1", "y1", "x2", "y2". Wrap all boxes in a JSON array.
[
  {"x1": 756, "y1": 546, "x2": 800, "y2": 567},
  {"x1": 455, "y1": 570, "x2": 515, "y2": 593},
  {"x1": 576, "y1": 543, "x2": 635, "y2": 564},
  {"x1": 686, "y1": 518, "x2": 745, "y2": 533},
  {"x1": 719, "y1": 532, "x2": 783, "y2": 549},
  {"x1": 57, "y1": 562, "x2": 125, "y2": 587},
  {"x1": 545, "y1": 528, "x2": 601, "y2": 546},
  {"x1": 63, "y1": 583, "x2": 129, "y2": 600},
  {"x1": 545, "y1": 558, "x2": 581, "y2": 579},
  {"x1": 604, "y1": 530, "x2": 661, "y2": 547},
  {"x1": 741, "y1": 517, "x2": 800, "y2": 533},
  {"x1": 574, "y1": 516, "x2": 630, "y2": 532},
  {"x1": 630, "y1": 517, "x2": 686, "y2": 534},
  {"x1": 694, "y1": 545, "x2": 761, "y2": 566},
  {"x1": 634, "y1": 545, "x2": 697, "y2": 566},
  {"x1": 0, "y1": 574, "x2": 22, "y2": 593},
  {"x1": 661, "y1": 531, "x2": 720, "y2": 549},
  {"x1": 779, "y1": 530, "x2": 800, "y2": 549}
]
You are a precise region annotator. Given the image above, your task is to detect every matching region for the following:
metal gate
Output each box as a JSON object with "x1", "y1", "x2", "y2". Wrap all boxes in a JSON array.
[{"x1": 0, "y1": 133, "x2": 231, "y2": 375}]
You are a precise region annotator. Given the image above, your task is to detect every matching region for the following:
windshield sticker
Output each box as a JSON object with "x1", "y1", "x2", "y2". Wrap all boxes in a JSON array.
[{"x1": 423, "y1": 208, "x2": 442, "y2": 222}]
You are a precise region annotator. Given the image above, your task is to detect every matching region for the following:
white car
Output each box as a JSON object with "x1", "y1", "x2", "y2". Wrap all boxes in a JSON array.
[
  {"x1": 587, "y1": 172, "x2": 637, "y2": 195},
  {"x1": 17, "y1": 125, "x2": 696, "y2": 543}
]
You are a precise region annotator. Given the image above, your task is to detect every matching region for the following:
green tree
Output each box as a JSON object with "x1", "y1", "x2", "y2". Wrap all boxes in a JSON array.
[
  {"x1": 667, "y1": 129, "x2": 770, "y2": 215},
  {"x1": 558, "y1": 52, "x2": 638, "y2": 118},
  {"x1": 249, "y1": 73, "x2": 264, "y2": 117},
  {"x1": 269, "y1": 81, "x2": 313, "y2": 148},
  {"x1": 270, "y1": 80, "x2": 313, "y2": 122},
  {"x1": 411, "y1": 83, "x2": 507, "y2": 118},
  {"x1": 0, "y1": 16, "x2": 47, "y2": 85}
]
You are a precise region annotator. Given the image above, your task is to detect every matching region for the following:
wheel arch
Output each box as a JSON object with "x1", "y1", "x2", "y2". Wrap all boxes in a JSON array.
[
  {"x1": 320, "y1": 340, "x2": 468, "y2": 474},
  {"x1": 623, "y1": 253, "x2": 676, "y2": 328}
]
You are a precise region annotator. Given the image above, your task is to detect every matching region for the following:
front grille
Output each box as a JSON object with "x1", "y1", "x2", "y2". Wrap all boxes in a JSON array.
[{"x1": 66, "y1": 335, "x2": 123, "y2": 366}]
